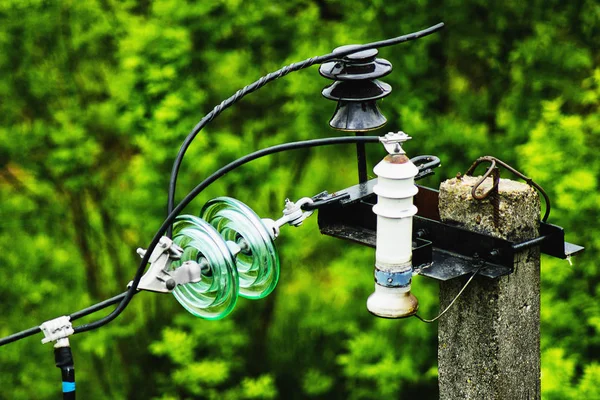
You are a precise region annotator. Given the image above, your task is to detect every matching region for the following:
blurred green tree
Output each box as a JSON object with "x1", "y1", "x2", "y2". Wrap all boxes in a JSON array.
[{"x1": 0, "y1": 0, "x2": 597, "y2": 399}]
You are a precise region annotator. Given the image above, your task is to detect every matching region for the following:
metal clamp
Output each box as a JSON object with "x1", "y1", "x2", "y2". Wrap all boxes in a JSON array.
[
  {"x1": 130, "y1": 236, "x2": 203, "y2": 293},
  {"x1": 40, "y1": 316, "x2": 74, "y2": 347},
  {"x1": 374, "y1": 269, "x2": 412, "y2": 288},
  {"x1": 379, "y1": 131, "x2": 412, "y2": 154},
  {"x1": 262, "y1": 197, "x2": 315, "y2": 239}
]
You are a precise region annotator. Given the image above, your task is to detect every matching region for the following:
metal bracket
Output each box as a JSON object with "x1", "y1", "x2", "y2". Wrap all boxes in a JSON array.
[
  {"x1": 379, "y1": 131, "x2": 411, "y2": 154},
  {"x1": 40, "y1": 316, "x2": 74, "y2": 347},
  {"x1": 302, "y1": 155, "x2": 440, "y2": 212},
  {"x1": 131, "y1": 236, "x2": 203, "y2": 293},
  {"x1": 316, "y1": 178, "x2": 584, "y2": 281},
  {"x1": 262, "y1": 197, "x2": 315, "y2": 239}
]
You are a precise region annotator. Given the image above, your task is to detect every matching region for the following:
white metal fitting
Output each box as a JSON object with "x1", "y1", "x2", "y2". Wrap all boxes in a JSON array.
[
  {"x1": 367, "y1": 137, "x2": 419, "y2": 318},
  {"x1": 379, "y1": 131, "x2": 412, "y2": 154},
  {"x1": 131, "y1": 236, "x2": 203, "y2": 293},
  {"x1": 40, "y1": 316, "x2": 74, "y2": 347},
  {"x1": 262, "y1": 197, "x2": 314, "y2": 239}
]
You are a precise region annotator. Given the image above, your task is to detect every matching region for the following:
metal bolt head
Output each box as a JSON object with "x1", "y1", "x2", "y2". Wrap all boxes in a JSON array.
[
  {"x1": 166, "y1": 279, "x2": 176, "y2": 291},
  {"x1": 379, "y1": 131, "x2": 412, "y2": 155}
]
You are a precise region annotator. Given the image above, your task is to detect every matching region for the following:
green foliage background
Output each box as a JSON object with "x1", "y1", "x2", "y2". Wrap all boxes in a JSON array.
[{"x1": 0, "y1": 1, "x2": 598, "y2": 399}]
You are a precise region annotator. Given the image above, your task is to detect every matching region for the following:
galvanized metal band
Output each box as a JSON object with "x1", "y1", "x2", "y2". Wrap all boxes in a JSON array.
[
  {"x1": 374, "y1": 269, "x2": 412, "y2": 288},
  {"x1": 375, "y1": 259, "x2": 412, "y2": 270}
]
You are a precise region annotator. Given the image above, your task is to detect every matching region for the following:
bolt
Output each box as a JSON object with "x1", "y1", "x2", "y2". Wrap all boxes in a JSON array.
[
  {"x1": 387, "y1": 278, "x2": 393, "y2": 283},
  {"x1": 166, "y1": 279, "x2": 176, "y2": 290},
  {"x1": 238, "y1": 238, "x2": 250, "y2": 253}
]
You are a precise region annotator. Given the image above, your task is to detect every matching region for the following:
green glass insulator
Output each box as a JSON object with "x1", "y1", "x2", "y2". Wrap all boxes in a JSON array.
[
  {"x1": 171, "y1": 215, "x2": 239, "y2": 320},
  {"x1": 201, "y1": 197, "x2": 280, "y2": 300}
]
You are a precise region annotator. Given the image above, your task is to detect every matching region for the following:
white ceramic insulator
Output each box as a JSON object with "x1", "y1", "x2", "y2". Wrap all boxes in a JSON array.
[
  {"x1": 372, "y1": 159, "x2": 418, "y2": 269},
  {"x1": 367, "y1": 155, "x2": 419, "y2": 318}
]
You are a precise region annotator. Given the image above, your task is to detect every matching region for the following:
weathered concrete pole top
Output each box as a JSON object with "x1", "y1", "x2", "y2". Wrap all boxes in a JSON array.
[
  {"x1": 439, "y1": 175, "x2": 540, "y2": 241},
  {"x1": 437, "y1": 174, "x2": 541, "y2": 400}
]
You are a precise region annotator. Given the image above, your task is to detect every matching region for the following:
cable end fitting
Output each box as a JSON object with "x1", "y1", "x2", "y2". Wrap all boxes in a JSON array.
[
  {"x1": 40, "y1": 316, "x2": 74, "y2": 347},
  {"x1": 379, "y1": 131, "x2": 412, "y2": 155}
]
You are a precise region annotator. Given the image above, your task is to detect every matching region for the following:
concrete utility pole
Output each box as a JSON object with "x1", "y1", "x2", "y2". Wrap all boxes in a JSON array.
[{"x1": 437, "y1": 175, "x2": 541, "y2": 400}]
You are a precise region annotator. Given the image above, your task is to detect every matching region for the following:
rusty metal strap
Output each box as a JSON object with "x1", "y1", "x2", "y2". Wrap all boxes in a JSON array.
[{"x1": 464, "y1": 156, "x2": 551, "y2": 222}]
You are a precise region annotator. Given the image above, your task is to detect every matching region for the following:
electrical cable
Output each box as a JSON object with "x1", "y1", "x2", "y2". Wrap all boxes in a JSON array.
[
  {"x1": 0, "y1": 325, "x2": 42, "y2": 347},
  {"x1": 69, "y1": 292, "x2": 128, "y2": 321},
  {"x1": 0, "y1": 136, "x2": 379, "y2": 345},
  {"x1": 413, "y1": 262, "x2": 485, "y2": 323},
  {"x1": 55, "y1": 346, "x2": 76, "y2": 399},
  {"x1": 166, "y1": 22, "x2": 445, "y2": 236},
  {"x1": 0, "y1": 292, "x2": 128, "y2": 347}
]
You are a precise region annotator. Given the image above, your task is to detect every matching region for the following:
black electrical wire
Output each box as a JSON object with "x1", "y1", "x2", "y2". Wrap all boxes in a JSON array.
[
  {"x1": 413, "y1": 261, "x2": 485, "y2": 323},
  {"x1": 166, "y1": 22, "x2": 445, "y2": 236},
  {"x1": 0, "y1": 326, "x2": 42, "y2": 347},
  {"x1": 70, "y1": 292, "x2": 128, "y2": 321},
  {"x1": 0, "y1": 292, "x2": 128, "y2": 347}
]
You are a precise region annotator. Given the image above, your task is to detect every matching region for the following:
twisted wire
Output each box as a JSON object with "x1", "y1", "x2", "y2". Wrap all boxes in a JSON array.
[{"x1": 166, "y1": 23, "x2": 445, "y2": 235}]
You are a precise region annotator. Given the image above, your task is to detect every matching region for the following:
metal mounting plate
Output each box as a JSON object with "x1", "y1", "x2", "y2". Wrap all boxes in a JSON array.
[{"x1": 316, "y1": 179, "x2": 584, "y2": 281}]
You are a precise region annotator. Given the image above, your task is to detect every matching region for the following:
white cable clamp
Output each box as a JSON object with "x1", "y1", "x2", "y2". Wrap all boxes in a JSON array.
[
  {"x1": 379, "y1": 131, "x2": 412, "y2": 154},
  {"x1": 40, "y1": 316, "x2": 74, "y2": 347}
]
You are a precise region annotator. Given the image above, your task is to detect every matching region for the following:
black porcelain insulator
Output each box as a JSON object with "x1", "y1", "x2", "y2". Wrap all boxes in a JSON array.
[
  {"x1": 328, "y1": 101, "x2": 387, "y2": 131},
  {"x1": 322, "y1": 80, "x2": 391, "y2": 102},
  {"x1": 319, "y1": 45, "x2": 392, "y2": 81}
]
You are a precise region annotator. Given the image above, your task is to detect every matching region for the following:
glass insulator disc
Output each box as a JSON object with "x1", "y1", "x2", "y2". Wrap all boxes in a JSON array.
[
  {"x1": 201, "y1": 197, "x2": 280, "y2": 300},
  {"x1": 171, "y1": 215, "x2": 239, "y2": 320}
]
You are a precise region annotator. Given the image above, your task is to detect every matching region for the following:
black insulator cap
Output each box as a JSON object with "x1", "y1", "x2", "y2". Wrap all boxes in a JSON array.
[
  {"x1": 322, "y1": 80, "x2": 391, "y2": 101},
  {"x1": 319, "y1": 45, "x2": 392, "y2": 81},
  {"x1": 320, "y1": 46, "x2": 393, "y2": 131},
  {"x1": 329, "y1": 101, "x2": 387, "y2": 131}
]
